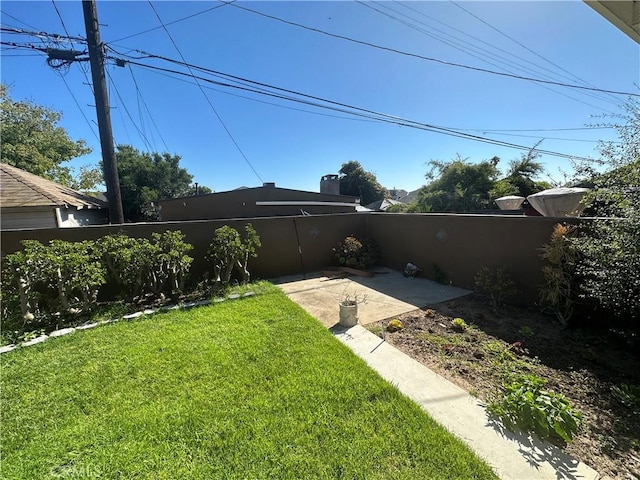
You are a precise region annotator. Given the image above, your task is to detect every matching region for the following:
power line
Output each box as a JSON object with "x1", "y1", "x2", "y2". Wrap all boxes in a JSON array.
[
  {"x1": 58, "y1": 73, "x2": 100, "y2": 142},
  {"x1": 127, "y1": 63, "x2": 170, "y2": 152},
  {"x1": 108, "y1": 1, "x2": 235, "y2": 44},
  {"x1": 223, "y1": 1, "x2": 638, "y2": 98},
  {"x1": 147, "y1": 0, "x2": 263, "y2": 183},
  {"x1": 50, "y1": 0, "x2": 98, "y2": 120},
  {"x1": 131, "y1": 63, "x2": 383, "y2": 125},
  {"x1": 448, "y1": 0, "x2": 622, "y2": 105},
  {"x1": 121, "y1": 55, "x2": 595, "y2": 161},
  {"x1": 0, "y1": 11, "x2": 40, "y2": 30},
  {"x1": 0, "y1": 25, "x2": 86, "y2": 43},
  {"x1": 364, "y1": 0, "x2": 621, "y2": 110},
  {"x1": 106, "y1": 69, "x2": 154, "y2": 152},
  {"x1": 463, "y1": 127, "x2": 613, "y2": 133}
]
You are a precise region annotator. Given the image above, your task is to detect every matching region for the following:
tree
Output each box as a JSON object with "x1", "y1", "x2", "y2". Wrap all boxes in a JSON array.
[
  {"x1": 114, "y1": 145, "x2": 194, "y2": 221},
  {"x1": 571, "y1": 99, "x2": 640, "y2": 326},
  {"x1": 490, "y1": 148, "x2": 550, "y2": 200},
  {"x1": 68, "y1": 165, "x2": 104, "y2": 192},
  {"x1": 338, "y1": 161, "x2": 388, "y2": 205},
  {"x1": 0, "y1": 85, "x2": 91, "y2": 185},
  {"x1": 416, "y1": 155, "x2": 500, "y2": 212}
]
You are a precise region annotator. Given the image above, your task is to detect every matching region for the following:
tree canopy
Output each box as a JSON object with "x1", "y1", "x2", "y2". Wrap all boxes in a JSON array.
[
  {"x1": 490, "y1": 150, "x2": 550, "y2": 200},
  {"x1": 571, "y1": 99, "x2": 640, "y2": 324},
  {"x1": 115, "y1": 145, "x2": 194, "y2": 222},
  {"x1": 408, "y1": 151, "x2": 550, "y2": 213},
  {"x1": 339, "y1": 160, "x2": 388, "y2": 205},
  {"x1": 0, "y1": 85, "x2": 91, "y2": 185},
  {"x1": 415, "y1": 156, "x2": 500, "y2": 212}
]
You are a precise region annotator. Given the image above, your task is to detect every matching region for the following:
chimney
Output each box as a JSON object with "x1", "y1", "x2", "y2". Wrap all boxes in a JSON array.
[
  {"x1": 262, "y1": 182, "x2": 276, "y2": 188},
  {"x1": 320, "y1": 174, "x2": 340, "y2": 195}
]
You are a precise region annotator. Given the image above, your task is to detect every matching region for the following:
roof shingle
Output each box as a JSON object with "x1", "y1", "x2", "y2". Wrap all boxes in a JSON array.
[{"x1": 0, "y1": 163, "x2": 106, "y2": 209}]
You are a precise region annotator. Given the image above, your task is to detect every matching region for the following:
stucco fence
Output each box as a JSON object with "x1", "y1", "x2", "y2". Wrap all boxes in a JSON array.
[{"x1": 0, "y1": 213, "x2": 579, "y2": 305}]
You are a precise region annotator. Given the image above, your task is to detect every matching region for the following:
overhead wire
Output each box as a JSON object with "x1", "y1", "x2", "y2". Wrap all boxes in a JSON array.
[
  {"x1": 50, "y1": 0, "x2": 99, "y2": 136},
  {"x1": 106, "y1": 69, "x2": 154, "y2": 152},
  {"x1": 221, "y1": 1, "x2": 638, "y2": 98},
  {"x1": 360, "y1": 1, "x2": 621, "y2": 111},
  {"x1": 120, "y1": 56, "x2": 596, "y2": 161},
  {"x1": 449, "y1": 0, "x2": 623, "y2": 105},
  {"x1": 108, "y1": 1, "x2": 235, "y2": 44},
  {"x1": 127, "y1": 64, "x2": 170, "y2": 152},
  {"x1": 129, "y1": 63, "x2": 383, "y2": 125},
  {"x1": 394, "y1": 0, "x2": 622, "y2": 108},
  {"x1": 1, "y1": 10, "x2": 40, "y2": 30},
  {"x1": 147, "y1": 0, "x2": 263, "y2": 183}
]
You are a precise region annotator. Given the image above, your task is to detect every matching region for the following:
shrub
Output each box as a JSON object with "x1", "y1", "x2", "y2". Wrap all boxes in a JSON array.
[
  {"x1": 487, "y1": 374, "x2": 582, "y2": 443},
  {"x1": 148, "y1": 231, "x2": 193, "y2": 297},
  {"x1": 474, "y1": 266, "x2": 518, "y2": 311},
  {"x1": 206, "y1": 224, "x2": 261, "y2": 287},
  {"x1": 386, "y1": 318, "x2": 404, "y2": 332},
  {"x1": 2, "y1": 239, "x2": 105, "y2": 318},
  {"x1": 98, "y1": 233, "x2": 155, "y2": 301},
  {"x1": 334, "y1": 235, "x2": 378, "y2": 270},
  {"x1": 570, "y1": 99, "x2": 639, "y2": 330},
  {"x1": 451, "y1": 317, "x2": 468, "y2": 332}
]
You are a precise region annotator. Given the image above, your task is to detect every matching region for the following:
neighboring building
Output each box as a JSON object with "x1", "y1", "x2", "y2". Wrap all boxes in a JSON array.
[
  {"x1": 158, "y1": 182, "x2": 360, "y2": 221},
  {"x1": 0, "y1": 163, "x2": 108, "y2": 230},
  {"x1": 365, "y1": 198, "x2": 405, "y2": 212},
  {"x1": 388, "y1": 188, "x2": 408, "y2": 201},
  {"x1": 320, "y1": 174, "x2": 340, "y2": 195}
]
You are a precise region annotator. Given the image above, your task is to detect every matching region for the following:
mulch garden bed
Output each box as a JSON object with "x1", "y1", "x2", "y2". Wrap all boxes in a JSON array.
[{"x1": 369, "y1": 293, "x2": 640, "y2": 480}]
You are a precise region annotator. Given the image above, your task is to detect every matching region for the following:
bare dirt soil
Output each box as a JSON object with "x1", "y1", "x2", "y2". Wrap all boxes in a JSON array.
[{"x1": 369, "y1": 294, "x2": 640, "y2": 480}]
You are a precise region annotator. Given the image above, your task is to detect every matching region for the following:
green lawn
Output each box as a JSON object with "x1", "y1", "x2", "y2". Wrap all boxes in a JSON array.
[{"x1": 1, "y1": 283, "x2": 497, "y2": 479}]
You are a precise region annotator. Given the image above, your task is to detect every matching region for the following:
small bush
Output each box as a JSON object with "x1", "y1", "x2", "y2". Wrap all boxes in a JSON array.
[
  {"x1": 475, "y1": 266, "x2": 518, "y2": 311},
  {"x1": 334, "y1": 235, "x2": 378, "y2": 270},
  {"x1": 451, "y1": 317, "x2": 468, "y2": 332},
  {"x1": 487, "y1": 374, "x2": 582, "y2": 443},
  {"x1": 433, "y1": 263, "x2": 450, "y2": 285},
  {"x1": 386, "y1": 319, "x2": 404, "y2": 332},
  {"x1": 206, "y1": 224, "x2": 261, "y2": 287}
]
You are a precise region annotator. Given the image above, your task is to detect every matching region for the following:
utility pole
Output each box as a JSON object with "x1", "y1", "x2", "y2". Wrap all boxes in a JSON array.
[{"x1": 82, "y1": 0, "x2": 124, "y2": 223}]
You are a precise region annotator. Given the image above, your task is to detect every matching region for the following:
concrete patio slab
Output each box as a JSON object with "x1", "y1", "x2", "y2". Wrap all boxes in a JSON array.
[{"x1": 275, "y1": 267, "x2": 471, "y2": 328}]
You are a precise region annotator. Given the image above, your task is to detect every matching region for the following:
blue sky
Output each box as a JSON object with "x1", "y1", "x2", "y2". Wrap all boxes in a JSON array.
[{"x1": 2, "y1": 1, "x2": 638, "y2": 194}]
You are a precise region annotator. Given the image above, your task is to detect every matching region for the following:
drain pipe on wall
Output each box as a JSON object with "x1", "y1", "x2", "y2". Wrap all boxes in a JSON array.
[{"x1": 292, "y1": 218, "x2": 306, "y2": 279}]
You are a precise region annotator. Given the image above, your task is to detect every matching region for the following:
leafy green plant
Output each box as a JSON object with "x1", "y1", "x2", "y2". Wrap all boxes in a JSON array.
[
  {"x1": 483, "y1": 340, "x2": 517, "y2": 363},
  {"x1": 334, "y1": 235, "x2": 378, "y2": 270},
  {"x1": 2, "y1": 239, "x2": 105, "y2": 318},
  {"x1": 611, "y1": 384, "x2": 640, "y2": 413},
  {"x1": 206, "y1": 224, "x2": 261, "y2": 287},
  {"x1": 98, "y1": 233, "x2": 155, "y2": 301},
  {"x1": 539, "y1": 223, "x2": 578, "y2": 327},
  {"x1": 147, "y1": 230, "x2": 193, "y2": 297},
  {"x1": 570, "y1": 100, "x2": 640, "y2": 326},
  {"x1": 474, "y1": 266, "x2": 518, "y2": 312},
  {"x1": 518, "y1": 326, "x2": 535, "y2": 339},
  {"x1": 451, "y1": 317, "x2": 468, "y2": 332},
  {"x1": 487, "y1": 374, "x2": 582, "y2": 443}
]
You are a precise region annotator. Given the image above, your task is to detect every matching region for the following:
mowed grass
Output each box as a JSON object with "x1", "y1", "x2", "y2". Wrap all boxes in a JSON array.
[{"x1": 1, "y1": 284, "x2": 497, "y2": 479}]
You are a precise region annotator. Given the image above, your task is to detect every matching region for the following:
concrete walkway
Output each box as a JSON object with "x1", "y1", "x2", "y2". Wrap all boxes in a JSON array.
[{"x1": 276, "y1": 270, "x2": 601, "y2": 480}]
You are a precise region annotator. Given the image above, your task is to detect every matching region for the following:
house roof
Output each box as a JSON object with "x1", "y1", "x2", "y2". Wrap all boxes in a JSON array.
[
  {"x1": 0, "y1": 163, "x2": 107, "y2": 209},
  {"x1": 365, "y1": 198, "x2": 404, "y2": 211}
]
